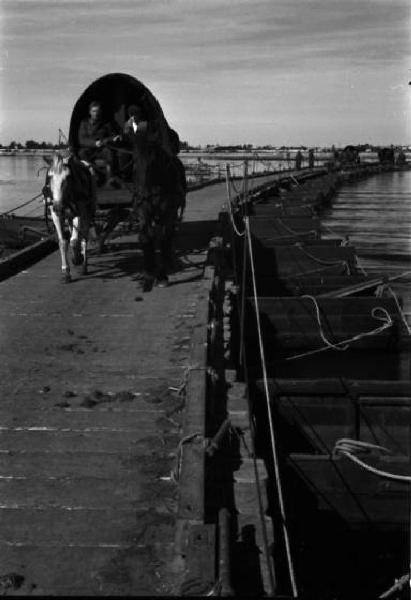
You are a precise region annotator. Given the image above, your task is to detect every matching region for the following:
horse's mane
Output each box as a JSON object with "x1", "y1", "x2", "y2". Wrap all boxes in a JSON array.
[{"x1": 48, "y1": 153, "x2": 69, "y2": 176}]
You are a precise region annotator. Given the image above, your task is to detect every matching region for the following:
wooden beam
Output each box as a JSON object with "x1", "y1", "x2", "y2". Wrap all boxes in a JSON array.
[
  {"x1": 256, "y1": 378, "x2": 411, "y2": 397},
  {"x1": 286, "y1": 454, "x2": 409, "y2": 528},
  {"x1": 319, "y1": 271, "x2": 411, "y2": 298}
]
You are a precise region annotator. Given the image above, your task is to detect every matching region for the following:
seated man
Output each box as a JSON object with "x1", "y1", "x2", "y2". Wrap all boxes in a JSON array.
[{"x1": 78, "y1": 100, "x2": 122, "y2": 186}]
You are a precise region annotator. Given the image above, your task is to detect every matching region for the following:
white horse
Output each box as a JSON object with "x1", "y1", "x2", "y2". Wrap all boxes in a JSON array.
[{"x1": 44, "y1": 153, "x2": 96, "y2": 283}]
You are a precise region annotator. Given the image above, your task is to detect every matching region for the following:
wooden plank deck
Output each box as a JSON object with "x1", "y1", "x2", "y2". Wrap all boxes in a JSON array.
[
  {"x1": 0, "y1": 174, "x2": 266, "y2": 595},
  {"x1": 0, "y1": 169, "x2": 296, "y2": 596}
]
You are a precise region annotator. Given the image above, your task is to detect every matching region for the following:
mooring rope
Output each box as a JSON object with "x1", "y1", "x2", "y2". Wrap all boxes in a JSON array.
[
  {"x1": 354, "y1": 255, "x2": 368, "y2": 276},
  {"x1": 333, "y1": 438, "x2": 411, "y2": 483},
  {"x1": 245, "y1": 216, "x2": 298, "y2": 597},
  {"x1": 286, "y1": 296, "x2": 393, "y2": 361},
  {"x1": 225, "y1": 165, "x2": 245, "y2": 237},
  {"x1": 277, "y1": 217, "x2": 318, "y2": 238},
  {"x1": 379, "y1": 573, "x2": 410, "y2": 599},
  {"x1": 171, "y1": 431, "x2": 204, "y2": 482},
  {"x1": 238, "y1": 162, "x2": 250, "y2": 365},
  {"x1": 0, "y1": 192, "x2": 44, "y2": 217},
  {"x1": 295, "y1": 243, "x2": 351, "y2": 273},
  {"x1": 263, "y1": 231, "x2": 317, "y2": 243},
  {"x1": 385, "y1": 285, "x2": 411, "y2": 335}
]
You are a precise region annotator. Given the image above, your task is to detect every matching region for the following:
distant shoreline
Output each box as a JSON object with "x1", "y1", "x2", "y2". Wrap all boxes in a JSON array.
[
  {"x1": 0, "y1": 149, "x2": 56, "y2": 157},
  {"x1": 0, "y1": 148, "x2": 334, "y2": 160}
]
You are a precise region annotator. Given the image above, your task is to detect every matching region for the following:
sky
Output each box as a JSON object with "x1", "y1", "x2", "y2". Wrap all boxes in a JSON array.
[{"x1": 0, "y1": 0, "x2": 410, "y2": 147}]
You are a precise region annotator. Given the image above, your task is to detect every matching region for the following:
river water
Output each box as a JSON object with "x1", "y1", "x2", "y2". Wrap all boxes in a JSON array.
[
  {"x1": 322, "y1": 169, "x2": 411, "y2": 276},
  {"x1": 0, "y1": 155, "x2": 47, "y2": 218}
]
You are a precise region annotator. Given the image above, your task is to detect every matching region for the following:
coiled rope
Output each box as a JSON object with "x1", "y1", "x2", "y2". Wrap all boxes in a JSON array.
[
  {"x1": 333, "y1": 438, "x2": 411, "y2": 483},
  {"x1": 286, "y1": 295, "x2": 393, "y2": 361}
]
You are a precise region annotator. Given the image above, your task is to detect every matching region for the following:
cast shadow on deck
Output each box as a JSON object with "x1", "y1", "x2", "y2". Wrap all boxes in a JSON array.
[{"x1": 75, "y1": 219, "x2": 218, "y2": 284}]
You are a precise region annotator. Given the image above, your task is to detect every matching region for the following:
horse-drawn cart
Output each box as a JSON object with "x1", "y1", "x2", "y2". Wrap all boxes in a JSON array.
[{"x1": 45, "y1": 73, "x2": 186, "y2": 286}]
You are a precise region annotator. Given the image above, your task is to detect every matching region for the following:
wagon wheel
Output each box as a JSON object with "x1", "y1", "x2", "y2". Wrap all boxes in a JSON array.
[{"x1": 95, "y1": 207, "x2": 131, "y2": 254}]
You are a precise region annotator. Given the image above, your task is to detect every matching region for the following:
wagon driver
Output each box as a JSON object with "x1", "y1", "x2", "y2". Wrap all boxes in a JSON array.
[{"x1": 78, "y1": 100, "x2": 122, "y2": 185}]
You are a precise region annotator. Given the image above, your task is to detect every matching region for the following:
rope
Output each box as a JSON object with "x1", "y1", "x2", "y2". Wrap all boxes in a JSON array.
[
  {"x1": 277, "y1": 218, "x2": 318, "y2": 238},
  {"x1": 245, "y1": 217, "x2": 298, "y2": 597},
  {"x1": 355, "y1": 255, "x2": 368, "y2": 276},
  {"x1": 229, "y1": 174, "x2": 244, "y2": 196},
  {"x1": 286, "y1": 296, "x2": 393, "y2": 360},
  {"x1": 379, "y1": 574, "x2": 410, "y2": 599},
  {"x1": 0, "y1": 192, "x2": 44, "y2": 217},
  {"x1": 225, "y1": 165, "x2": 245, "y2": 237},
  {"x1": 321, "y1": 222, "x2": 344, "y2": 238},
  {"x1": 295, "y1": 243, "x2": 350, "y2": 273},
  {"x1": 385, "y1": 285, "x2": 411, "y2": 335},
  {"x1": 239, "y1": 163, "x2": 249, "y2": 365},
  {"x1": 333, "y1": 438, "x2": 411, "y2": 483},
  {"x1": 18, "y1": 203, "x2": 44, "y2": 218},
  {"x1": 263, "y1": 232, "x2": 317, "y2": 243},
  {"x1": 171, "y1": 431, "x2": 204, "y2": 482}
]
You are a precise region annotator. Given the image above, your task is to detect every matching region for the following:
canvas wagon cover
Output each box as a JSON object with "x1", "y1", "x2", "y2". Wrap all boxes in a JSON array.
[{"x1": 69, "y1": 72, "x2": 179, "y2": 156}]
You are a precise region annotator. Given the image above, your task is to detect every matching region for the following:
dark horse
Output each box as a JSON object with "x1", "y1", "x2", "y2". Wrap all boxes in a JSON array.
[{"x1": 132, "y1": 143, "x2": 185, "y2": 290}]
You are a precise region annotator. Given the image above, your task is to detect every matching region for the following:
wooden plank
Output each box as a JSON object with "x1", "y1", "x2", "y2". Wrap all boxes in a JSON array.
[
  {"x1": 0, "y1": 476, "x2": 145, "y2": 510},
  {"x1": 253, "y1": 296, "x2": 400, "y2": 316},
  {"x1": 251, "y1": 205, "x2": 315, "y2": 217},
  {"x1": 258, "y1": 245, "x2": 356, "y2": 264},
  {"x1": 287, "y1": 454, "x2": 409, "y2": 527},
  {"x1": 319, "y1": 270, "x2": 411, "y2": 298},
  {"x1": 0, "y1": 508, "x2": 175, "y2": 546},
  {"x1": 253, "y1": 237, "x2": 342, "y2": 248},
  {"x1": 251, "y1": 245, "x2": 358, "y2": 276},
  {"x1": 251, "y1": 275, "x2": 371, "y2": 297},
  {"x1": 0, "y1": 451, "x2": 168, "y2": 479},
  {"x1": 250, "y1": 351, "x2": 411, "y2": 382},
  {"x1": 0, "y1": 408, "x2": 163, "y2": 430},
  {"x1": 177, "y1": 292, "x2": 210, "y2": 521},
  {"x1": 245, "y1": 301, "x2": 403, "y2": 348},
  {"x1": 249, "y1": 217, "x2": 321, "y2": 230},
  {"x1": 0, "y1": 430, "x2": 164, "y2": 453},
  {"x1": 0, "y1": 543, "x2": 175, "y2": 595},
  {"x1": 285, "y1": 274, "x2": 372, "y2": 285},
  {"x1": 245, "y1": 328, "x2": 396, "y2": 350},
  {"x1": 180, "y1": 524, "x2": 216, "y2": 596},
  {"x1": 257, "y1": 378, "x2": 411, "y2": 397},
  {"x1": 272, "y1": 397, "x2": 410, "y2": 454}
]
